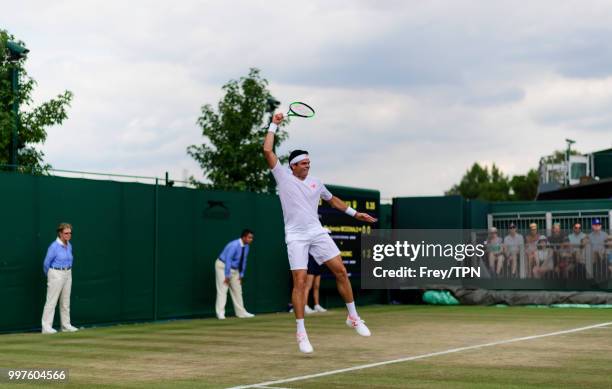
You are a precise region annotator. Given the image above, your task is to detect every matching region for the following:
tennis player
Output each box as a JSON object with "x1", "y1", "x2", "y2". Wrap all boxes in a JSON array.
[{"x1": 263, "y1": 112, "x2": 377, "y2": 353}]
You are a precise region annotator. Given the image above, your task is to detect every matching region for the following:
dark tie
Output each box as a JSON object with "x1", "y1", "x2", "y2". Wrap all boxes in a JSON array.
[{"x1": 238, "y1": 246, "x2": 246, "y2": 273}]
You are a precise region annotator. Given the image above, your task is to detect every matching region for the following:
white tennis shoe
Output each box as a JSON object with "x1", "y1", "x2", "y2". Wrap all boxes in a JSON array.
[
  {"x1": 296, "y1": 332, "x2": 314, "y2": 353},
  {"x1": 314, "y1": 304, "x2": 327, "y2": 313},
  {"x1": 304, "y1": 305, "x2": 315, "y2": 314},
  {"x1": 62, "y1": 325, "x2": 79, "y2": 332},
  {"x1": 346, "y1": 316, "x2": 371, "y2": 337}
]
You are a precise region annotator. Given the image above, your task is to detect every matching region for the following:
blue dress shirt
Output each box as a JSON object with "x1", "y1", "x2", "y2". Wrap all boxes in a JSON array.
[
  {"x1": 218, "y1": 238, "x2": 249, "y2": 278},
  {"x1": 43, "y1": 238, "x2": 73, "y2": 275}
]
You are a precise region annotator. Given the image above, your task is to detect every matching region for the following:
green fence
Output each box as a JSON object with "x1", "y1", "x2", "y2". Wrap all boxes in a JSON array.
[
  {"x1": 379, "y1": 204, "x2": 392, "y2": 229},
  {"x1": 392, "y1": 196, "x2": 465, "y2": 228},
  {"x1": 393, "y1": 196, "x2": 612, "y2": 230},
  {"x1": 489, "y1": 199, "x2": 612, "y2": 215},
  {"x1": 391, "y1": 195, "x2": 612, "y2": 291},
  {"x1": 0, "y1": 172, "x2": 290, "y2": 332},
  {"x1": 1, "y1": 172, "x2": 384, "y2": 333},
  {"x1": 391, "y1": 195, "x2": 493, "y2": 229}
]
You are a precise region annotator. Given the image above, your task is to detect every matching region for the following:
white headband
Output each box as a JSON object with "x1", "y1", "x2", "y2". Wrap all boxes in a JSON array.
[{"x1": 290, "y1": 154, "x2": 309, "y2": 165}]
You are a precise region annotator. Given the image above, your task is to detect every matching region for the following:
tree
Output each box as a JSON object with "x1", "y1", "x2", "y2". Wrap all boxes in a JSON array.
[
  {"x1": 447, "y1": 146, "x2": 584, "y2": 201},
  {"x1": 446, "y1": 163, "x2": 513, "y2": 201},
  {"x1": 542, "y1": 149, "x2": 582, "y2": 164},
  {"x1": 509, "y1": 169, "x2": 539, "y2": 200},
  {"x1": 0, "y1": 30, "x2": 73, "y2": 172},
  {"x1": 187, "y1": 68, "x2": 289, "y2": 193}
]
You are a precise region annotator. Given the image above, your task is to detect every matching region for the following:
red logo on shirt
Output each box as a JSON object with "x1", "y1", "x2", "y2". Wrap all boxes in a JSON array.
[{"x1": 310, "y1": 183, "x2": 316, "y2": 189}]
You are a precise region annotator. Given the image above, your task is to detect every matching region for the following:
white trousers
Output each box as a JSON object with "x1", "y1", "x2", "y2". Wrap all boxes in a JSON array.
[
  {"x1": 215, "y1": 259, "x2": 248, "y2": 317},
  {"x1": 41, "y1": 269, "x2": 73, "y2": 330}
]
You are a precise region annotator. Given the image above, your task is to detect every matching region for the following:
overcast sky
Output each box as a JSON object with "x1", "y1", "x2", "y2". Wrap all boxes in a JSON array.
[{"x1": 5, "y1": 1, "x2": 612, "y2": 199}]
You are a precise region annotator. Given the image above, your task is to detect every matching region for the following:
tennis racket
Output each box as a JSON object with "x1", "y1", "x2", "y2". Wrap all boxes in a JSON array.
[{"x1": 286, "y1": 102, "x2": 315, "y2": 118}]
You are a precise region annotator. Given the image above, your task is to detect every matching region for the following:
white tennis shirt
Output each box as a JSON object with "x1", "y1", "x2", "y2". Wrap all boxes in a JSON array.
[{"x1": 271, "y1": 160, "x2": 333, "y2": 242}]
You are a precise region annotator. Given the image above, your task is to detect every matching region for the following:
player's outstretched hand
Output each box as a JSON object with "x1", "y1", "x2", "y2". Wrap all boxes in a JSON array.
[
  {"x1": 356, "y1": 212, "x2": 378, "y2": 223},
  {"x1": 272, "y1": 112, "x2": 284, "y2": 125}
]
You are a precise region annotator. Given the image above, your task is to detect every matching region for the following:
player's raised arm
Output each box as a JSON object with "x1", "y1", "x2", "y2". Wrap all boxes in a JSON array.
[
  {"x1": 263, "y1": 112, "x2": 284, "y2": 169},
  {"x1": 326, "y1": 196, "x2": 378, "y2": 223}
]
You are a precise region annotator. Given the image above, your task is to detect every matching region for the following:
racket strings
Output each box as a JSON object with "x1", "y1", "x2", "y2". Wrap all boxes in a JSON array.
[{"x1": 289, "y1": 102, "x2": 315, "y2": 117}]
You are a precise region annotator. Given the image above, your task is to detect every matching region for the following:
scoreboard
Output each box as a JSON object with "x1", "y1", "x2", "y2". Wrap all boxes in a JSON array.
[{"x1": 318, "y1": 184, "x2": 380, "y2": 280}]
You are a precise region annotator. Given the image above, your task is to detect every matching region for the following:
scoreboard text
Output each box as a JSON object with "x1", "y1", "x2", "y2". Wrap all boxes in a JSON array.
[{"x1": 318, "y1": 187, "x2": 380, "y2": 279}]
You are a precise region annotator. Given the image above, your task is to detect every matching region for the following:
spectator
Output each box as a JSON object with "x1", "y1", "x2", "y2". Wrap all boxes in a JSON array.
[
  {"x1": 525, "y1": 223, "x2": 539, "y2": 277},
  {"x1": 503, "y1": 223, "x2": 523, "y2": 277},
  {"x1": 568, "y1": 223, "x2": 586, "y2": 247},
  {"x1": 569, "y1": 223, "x2": 587, "y2": 279},
  {"x1": 548, "y1": 223, "x2": 567, "y2": 275},
  {"x1": 605, "y1": 236, "x2": 612, "y2": 277},
  {"x1": 548, "y1": 223, "x2": 566, "y2": 248},
  {"x1": 580, "y1": 235, "x2": 591, "y2": 279},
  {"x1": 589, "y1": 219, "x2": 608, "y2": 277},
  {"x1": 41, "y1": 223, "x2": 79, "y2": 334},
  {"x1": 487, "y1": 227, "x2": 505, "y2": 277},
  {"x1": 532, "y1": 236, "x2": 554, "y2": 279},
  {"x1": 548, "y1": 223, "x2": 566, "y2": 249},
  {"x1": 214, "y1": 229, "x2": 256, "y2": 320},
  {"x1": 556, "y1": 237, "x2": 575, "y2": 279}
]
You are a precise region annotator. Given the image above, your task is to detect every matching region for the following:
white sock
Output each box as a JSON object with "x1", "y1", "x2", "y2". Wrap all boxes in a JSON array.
[
  {"x1": 346, "y1": 302, "x2": 358, "y2": 318},
  {"x1": 296, "y1": 319, "x2": 306, "y2": 333}
]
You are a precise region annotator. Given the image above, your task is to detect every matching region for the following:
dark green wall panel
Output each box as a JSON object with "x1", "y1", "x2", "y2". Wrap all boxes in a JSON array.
[
  {"x1": 0, "y1": 171, "x2": 385, "y2": 333},
  {"x1": 38, "y1": 177, "x2": 123, "y2": 324},
  {"x1": 120, "y1": 183, "x2": 155, "y2": 321},
  {"x1": 393, "y1": 196, "x2": 464, "y2": 229},
  {"x1": 156, "y1": 186, "x2": 197, "y2": 319},
  {"x1": 0, "y1": 173, "x2": 40, "y2": 329}
]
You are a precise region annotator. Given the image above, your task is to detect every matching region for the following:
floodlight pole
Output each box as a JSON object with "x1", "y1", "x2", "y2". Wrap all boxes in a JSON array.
[
  {"x1": 565, "y1": 138, "x2": 576, "y2": 186},
  {"x1": 6, "y1": 41, "x2": 29, "y2": 171},
  {"x1": 9, "y1": 66, "x2": 19, "y2": 169}
]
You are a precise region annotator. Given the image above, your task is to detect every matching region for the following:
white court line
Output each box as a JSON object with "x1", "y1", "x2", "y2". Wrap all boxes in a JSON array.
[
  {"x1": 228, "y1": 321, "x2": 612, "y2": 389},
  {"x1": 253, "y1": 386, "x2": 294, "y2": 389}
]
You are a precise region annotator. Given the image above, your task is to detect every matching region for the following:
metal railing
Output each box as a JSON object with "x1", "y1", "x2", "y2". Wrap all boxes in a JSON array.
[
  {"x1": 0, "y1": 164, "x2": 198, "y2": 188},
  {"x1": 483, "y1": 210, "x2": 612, "y2": 281}
]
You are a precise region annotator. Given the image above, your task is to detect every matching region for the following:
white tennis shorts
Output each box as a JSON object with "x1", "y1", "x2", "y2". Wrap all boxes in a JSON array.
[{"x1": 287, "y1": 233, "x2": 341, "y2": 270}]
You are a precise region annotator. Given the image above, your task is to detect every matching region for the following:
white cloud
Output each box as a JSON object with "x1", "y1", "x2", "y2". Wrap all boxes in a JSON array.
[{"x1": 3, "y1": 0, "x2": 612, "y2": 197}]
